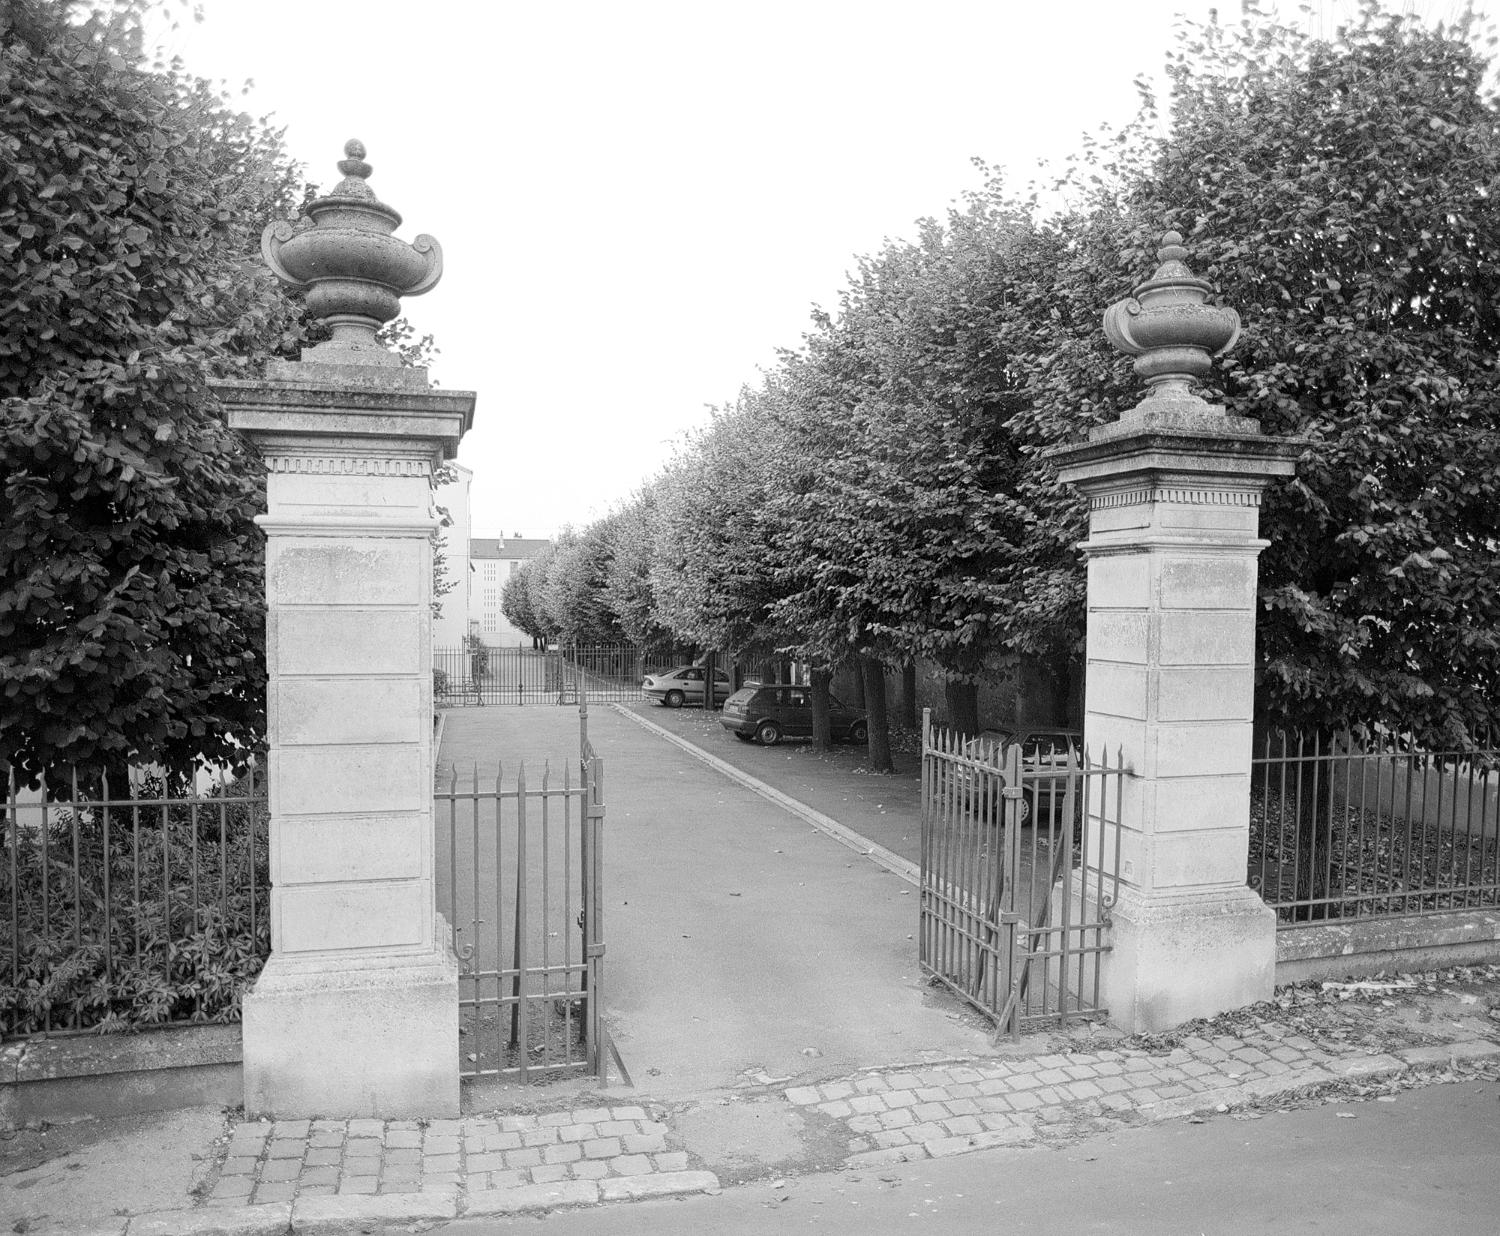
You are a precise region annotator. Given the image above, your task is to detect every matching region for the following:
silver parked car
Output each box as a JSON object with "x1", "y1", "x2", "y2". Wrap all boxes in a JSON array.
[{"x1": 642, "y1": 665, "x2": 732, "y2": 708}]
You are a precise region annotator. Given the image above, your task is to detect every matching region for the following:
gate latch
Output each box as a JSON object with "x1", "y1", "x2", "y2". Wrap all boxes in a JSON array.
[{"x1": 585, "y1": 943, "x2": 606, "y2": 959}]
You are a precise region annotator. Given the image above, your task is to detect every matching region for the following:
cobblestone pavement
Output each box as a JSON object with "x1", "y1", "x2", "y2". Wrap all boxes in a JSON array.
[
  {"x1": 202, "y1": 1104, "x2": 712, "y2": 1210},
  {"x1": 782, "y1": 1029, "x2": 1500, "y2": 1168},
  {"x1": 16, "y1": 1013, "x2": 1499, "y2": 1233}
]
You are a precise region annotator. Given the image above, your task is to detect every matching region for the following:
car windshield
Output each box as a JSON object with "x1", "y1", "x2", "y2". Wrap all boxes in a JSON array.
[{"x1": 1023, "y1": 734, "x2": 1078, "y2": 757}]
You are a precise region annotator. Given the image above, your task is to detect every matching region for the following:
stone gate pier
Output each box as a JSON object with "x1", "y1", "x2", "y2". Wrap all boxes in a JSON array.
[
  {"x1": 213, "y1": 142, "x2": 475, "y2": 1116},
  {"x1": 1053, "y1": 233, "x2": 1301, "y2": 1033}
]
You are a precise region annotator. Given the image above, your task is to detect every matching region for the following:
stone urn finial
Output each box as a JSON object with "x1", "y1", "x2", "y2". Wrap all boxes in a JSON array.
[
  {"x1": 1103, "y1": 231, "x2": 1241, "y2": 414},
  {"x1": 261, "y1": 139, "x2": 442, "y2": 365}
]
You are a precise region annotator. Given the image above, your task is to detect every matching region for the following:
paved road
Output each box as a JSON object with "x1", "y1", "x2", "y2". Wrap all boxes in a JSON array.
[
  {"x1": 432, "y1": 1078, "x2": 1500, "y2": 1234},
  {"x1": 621, "y1": 699, "x2": 925, "y2": 866},
  {"x1": 438, "y1": 705, "x2": 997, "y2": 1100}
]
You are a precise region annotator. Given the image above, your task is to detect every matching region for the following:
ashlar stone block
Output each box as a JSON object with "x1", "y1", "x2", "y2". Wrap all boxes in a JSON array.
[
  {"x1": 269, "y1": 540, "x2": 422, "y2": 606},
  {"x1": 275, "y1": 609, "x2": 422, "y2": 676},
  {"x1": 277, "y1": 678, "x2": 423, "y2": 746}
]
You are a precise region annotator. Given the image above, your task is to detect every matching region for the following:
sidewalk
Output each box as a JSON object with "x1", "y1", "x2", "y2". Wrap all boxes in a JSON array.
[{"x1": 4, "y1": 701, "x2": 1499, "y2": 1235}]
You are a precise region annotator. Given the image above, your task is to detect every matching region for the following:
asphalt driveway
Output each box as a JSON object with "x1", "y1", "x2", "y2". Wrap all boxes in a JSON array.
[{"x1": 437, "y1": 704, "x2": 994, "y2": 1101}]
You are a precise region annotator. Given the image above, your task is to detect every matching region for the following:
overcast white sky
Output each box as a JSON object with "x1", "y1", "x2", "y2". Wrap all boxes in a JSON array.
[{"x1": 155, "y1": 0, "x2": 1486, "y2": 539}]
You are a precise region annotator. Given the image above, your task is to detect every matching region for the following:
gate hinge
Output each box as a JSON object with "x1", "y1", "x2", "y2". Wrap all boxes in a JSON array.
[
  {"x1": 1001, "y1": 787, "x2": 1023, "y2": 800},
  {"x1": 586, "y1": 804, "x2": 606, "y2": 821},
  {"x1": 585, "y1": 943, "x2": 606, "y2": 959}
]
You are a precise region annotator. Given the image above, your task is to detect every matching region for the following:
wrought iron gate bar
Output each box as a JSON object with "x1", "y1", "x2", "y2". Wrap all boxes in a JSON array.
[
  {"x1": 436, "y1": 742, "x2": 605, "y2": 1081},
  {"x1": 918, "y1": 709, "x2": 1126, "y2": 1039}
]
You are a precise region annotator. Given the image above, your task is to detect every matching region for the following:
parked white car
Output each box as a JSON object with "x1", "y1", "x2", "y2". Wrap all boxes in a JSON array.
[{"x1": 642, "y1": 665, "x2": 732, "y2": 708}]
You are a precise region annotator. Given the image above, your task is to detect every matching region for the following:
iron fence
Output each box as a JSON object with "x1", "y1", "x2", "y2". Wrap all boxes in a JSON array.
[
  {"x1": 2, "y1": 767, "x2": 269, "y2": 1036},
  {"x1": 919, "y1": 713, "x2": 1125, "y2": 1038},
  {"x1": 435, "y1": 751, "x2": 605, "y2": 1080},
  {"x1": 435, "y1": 644, "x2": 689, "y2": 707},
  {"x1": 1251, "y1": 730, "x2": 1500, "y2": 924}
]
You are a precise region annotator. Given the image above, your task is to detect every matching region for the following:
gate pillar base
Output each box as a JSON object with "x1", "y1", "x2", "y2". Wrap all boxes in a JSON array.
[
  {"x1": 242, "y1": 943, "x2": 459, "y2": 1119},
  {"x1": 1098, "y1": 885, "x2": 1275, "y2": 1034}
]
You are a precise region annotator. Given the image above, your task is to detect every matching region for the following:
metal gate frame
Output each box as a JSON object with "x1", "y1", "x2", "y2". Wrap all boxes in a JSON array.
[
  {"x1": 435, "y1": 705, "x2": 606, "y2": 1080},
  {"x1": 918, "y1": 710, "x2": 1125, "y2": 1039},
  {"x1": 434, "y1": 644, "x2": 687, "y2": 707}
]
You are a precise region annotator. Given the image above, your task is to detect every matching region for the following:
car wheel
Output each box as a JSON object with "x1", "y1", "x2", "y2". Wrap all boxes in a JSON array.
[
  {"x1": 848, "y1": 720, "x2": 869, "y2": 744},
  {"x1": 1016, "y1": 794, "x2": 1033, "y2": 827},
  {"x1": 664, "y1": 689, "x2": 685, "y2": 708},
  {"x1": 756, "y1": 721, "x2": 782, "y2": 746}
]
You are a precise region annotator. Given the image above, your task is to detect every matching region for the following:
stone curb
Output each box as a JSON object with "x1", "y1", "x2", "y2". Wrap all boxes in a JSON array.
[
  {"x1": 120, "y1": 1170, "x2": 723, "y2": 1235},
  {"x1": 128, "y1": 1206, "x2": 292, "y2": 1236},
  {"x1": 612, "y1": 704, "x2": 919, "y2": 885},
  {"x1": 291, "y1": 1191, "x2": 458, "y2": 1232},
  {"x1": 822, "y1": 1037, "x2": 1500, "y2": 1170}
]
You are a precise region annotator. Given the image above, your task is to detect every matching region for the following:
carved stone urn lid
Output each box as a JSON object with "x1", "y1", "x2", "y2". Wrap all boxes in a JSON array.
[
  {"x1": 1102, "y1": 231, "x2": 1241, "y2": 418},
  {"x1": 262, "y1": 140, "x2": 442, "y2": 368}
]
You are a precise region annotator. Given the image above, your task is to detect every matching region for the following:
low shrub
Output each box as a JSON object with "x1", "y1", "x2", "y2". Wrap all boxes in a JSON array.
[{"x1": 0, "y1": 782, "x2": 270, "y2": 1035}]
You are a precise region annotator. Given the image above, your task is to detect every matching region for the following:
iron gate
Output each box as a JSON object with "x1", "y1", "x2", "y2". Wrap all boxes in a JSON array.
[
  {"x1": 434, "y1": 644, "x2": 684, "y2": 706},
  {"x1": 435, "y1": 708, "x2": 605, "y2": 1080},
  {"x1": 918, "y1": 710, "x2": 1125, "y2": 1038}
]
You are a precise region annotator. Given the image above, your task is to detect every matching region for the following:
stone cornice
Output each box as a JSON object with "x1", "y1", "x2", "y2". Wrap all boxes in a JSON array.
[
  {"x1": 1049, "y1": 424, "x2": 1305, "y2": 495},
  {"x1": 212, "y1": 374, "x2": 476, "y2": 463}
]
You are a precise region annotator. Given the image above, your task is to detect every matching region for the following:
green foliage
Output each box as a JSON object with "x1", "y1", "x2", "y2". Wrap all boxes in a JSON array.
[
  {"x1": 478, "y1": 2, "x2": 1500, "y2": 750},
  {"x1": 430, "y1": 461, "x2": 458, "y2": 620},
  {"x1": 543, "y1": 525, "x2": 625, "y2": 646},
  {"x1": 650, "y1": 387, "x2": 794, "y2": 657},
  {"x1": 769, "y1": 198, "x2": 1051, "y2": 681},
  {"x1": 0, "y1": 780, "x2": 270, "y2": 1034},
  {"x1": 1045, "y1": 1, "x2": 1500, "y2": 745},
  {"x1": 0, "y1": 0, "x2": 320, "y2": 785},
  {"x1": 463, "y1": 632, "x2": 489, "y2": 680},
  {"x1": 502, "y1": 553, "x2": 553, "y2": 641},
  {"x1": 599, "y1": 486, "x2": 676, "y2": 647}
]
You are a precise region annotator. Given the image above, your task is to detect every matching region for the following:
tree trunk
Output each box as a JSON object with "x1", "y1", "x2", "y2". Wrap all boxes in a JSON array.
[
  {"x1": 944, "y1": 678, "x2": 980, "y2": 738},
  {"x1": 848, "y1": 659, "x2": 866, "y2": 709},
  {"x1": 704, "y1": 651, "x2": 719, "y2": 710},
  {"x1": 810, "y1": 667, "x2": 834, "y2": 751},
  {"x1": 899, "y1": 660, "x2": 918, "y2": 730},
  {"x1": 861, "y1": 656, "x2": 894, "y2": 773}
]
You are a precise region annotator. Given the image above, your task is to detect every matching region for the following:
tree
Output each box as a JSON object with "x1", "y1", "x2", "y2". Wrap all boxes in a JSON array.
[
  {"x1": 1008, "y1": 3, "x2": 1500, "y2": 750},
  {"x1": 541, "y1": 524, "x2": 624, "y2": 646},
  {"x1": 600, "y1": 485, "x2": 676, "y2": 648},
  {"x1": 766, "y1": 197, "x2": 1054, "y2": 756},
  {"x1": 0, "y1": 0, "x2": 320, "y2": 787},
  {"x1": 1140, "y1": 3, "x2": 1500, "y2": 750},
  {"x1": 993, "y1": 2, "x2": 1500, "y2": 918},
  {"x1": 650, "y1": 388, "x2": 795, "y2": 658},
  {"x1": 502, "y1": 552, "x2": 555, "y2": 645}
]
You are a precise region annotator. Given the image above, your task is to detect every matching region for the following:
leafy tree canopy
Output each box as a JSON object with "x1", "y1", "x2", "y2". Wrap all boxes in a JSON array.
[
  {"x1": 1020, "y1": 0, "x2": 1500, "y2": 745},
  {"x1": 1, "y1": 0, "x2": 316, "y2": 785},
  {"x1": 487, "y1": 1, "x2": 1500, "y2": 752}
]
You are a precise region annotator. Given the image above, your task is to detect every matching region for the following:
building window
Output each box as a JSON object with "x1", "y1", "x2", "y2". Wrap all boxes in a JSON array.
[
  {"x1": 508, "y1": 561, "x2": 518, "y2": 575},
  {"x1": 483, "y1": 612, "x2": 497, "y2": 632}
]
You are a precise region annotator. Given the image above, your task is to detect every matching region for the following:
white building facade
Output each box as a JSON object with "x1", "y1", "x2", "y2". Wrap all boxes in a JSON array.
[{"x1": 470, "y1": 535, "x2": 551, "y2": 647}]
